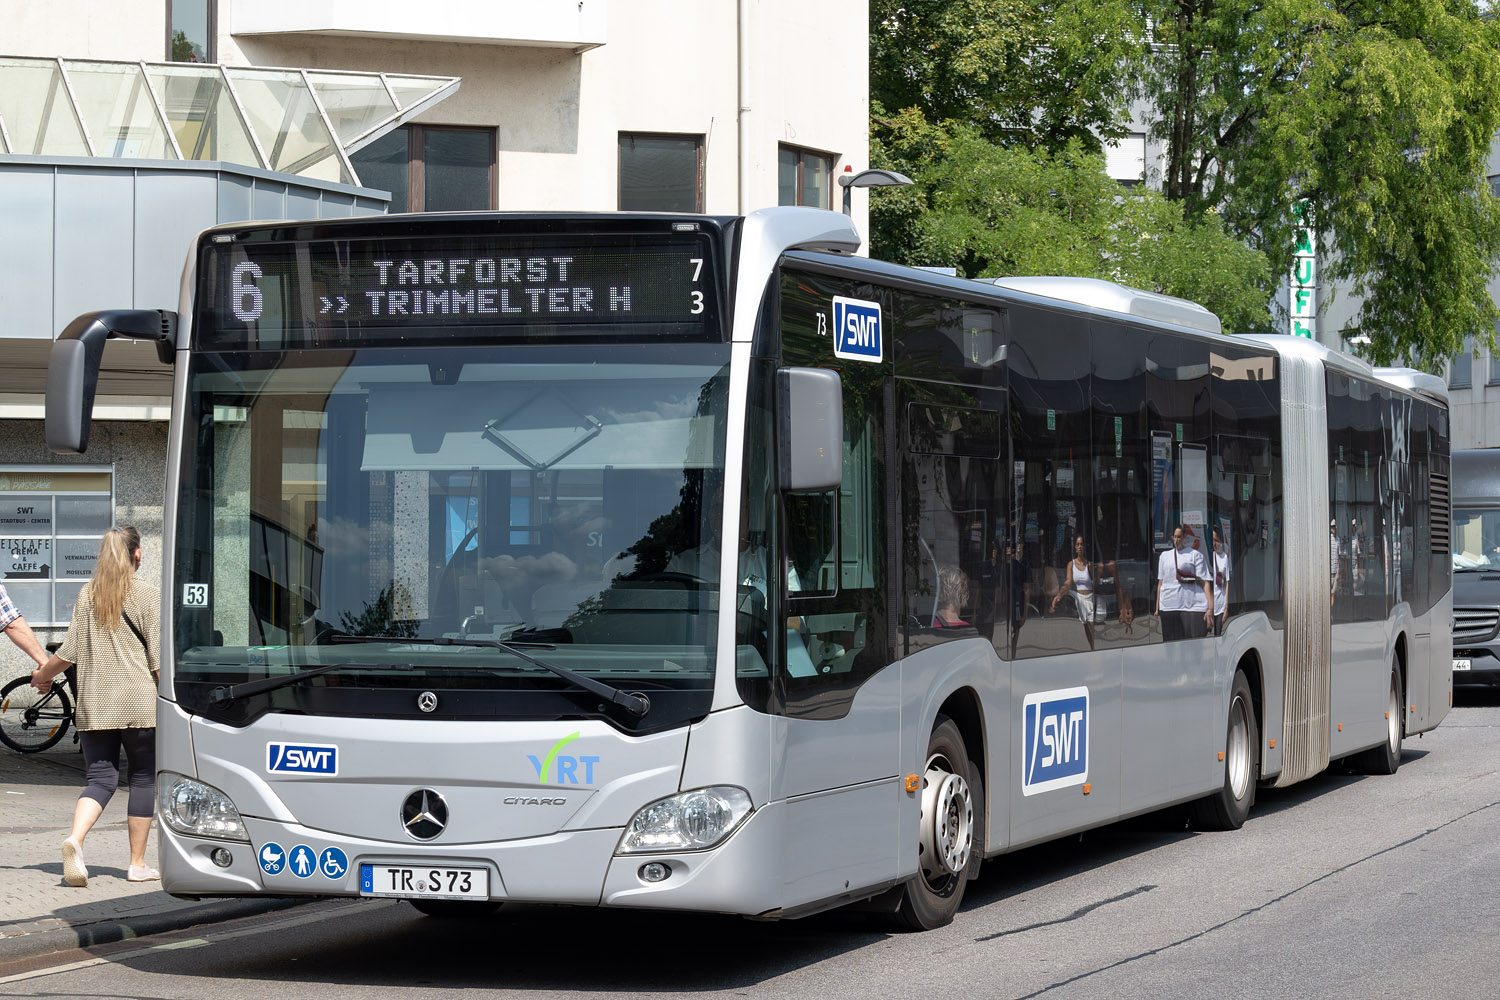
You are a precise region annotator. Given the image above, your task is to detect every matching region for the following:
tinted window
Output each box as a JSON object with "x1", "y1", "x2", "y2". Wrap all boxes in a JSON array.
[
  {"x1": 1147, "y1": 333, "x2": 1212, "y2": 640},
  {"x1": 902, "y1": 385, "x2": 1005, "y2": 656},
  {"x1": 1091, "y1": 321, "x2": 1155, "y2": 648},
  {"x1": 1010, "y1": 305, "x2": 1093, "y2": 657},
  {"x1": 895, "y1": 298, "x2": 1005, "y2": 388},
  {"x1": 1209, "y1": 345, "x2": 1282, "y2": 627},
  {"x1": 777, "y1": 267, "x2": 890, "y2": 717}
]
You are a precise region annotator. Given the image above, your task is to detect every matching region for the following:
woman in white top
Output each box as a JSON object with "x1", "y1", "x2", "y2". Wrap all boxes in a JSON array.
[
  {"x1": 1155, "y1": 524, "x2": 1213, "y2": 640},
  {"x1": 1211, "y1": 524, "x2": 1230, "y2": 635},
  {"x1": 1051, "y1": 534, "x2": 1112, "y2": 650}
]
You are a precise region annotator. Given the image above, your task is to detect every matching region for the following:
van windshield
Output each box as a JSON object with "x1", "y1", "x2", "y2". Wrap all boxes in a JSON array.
[{"x1": 1453, "y1": 507, "x2": 1500, "y2": 570}]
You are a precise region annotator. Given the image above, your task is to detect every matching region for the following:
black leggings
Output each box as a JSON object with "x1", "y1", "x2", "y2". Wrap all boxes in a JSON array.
[{"x1": 79, "y1": 728, "x2": 156, "y2": 818}]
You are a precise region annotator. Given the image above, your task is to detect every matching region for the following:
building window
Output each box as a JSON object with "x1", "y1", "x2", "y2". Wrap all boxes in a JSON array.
[
  {"x1": 1449, "y1": 336, "x2": 1475, "y2": 388},
  {"x1": 168, "y1": 0, "x2": 215, "y2": 63},
  {"x1": 778, "y1": 145, "x2": 834, "y2": 208},
  {"x1": 619, "y1": 133, "x2": 703, "y2": 212},
  {"x1": 1105, "y1": 133, "x2": 1148, "y2": 187},
  {"x1": 0, "y1": 467, "x2": 114, "y2": 626},
  {"x1": 1490, "y1": 322, "x2": 1500, "y2": 385},
  {"x1": 349, "y1": 125, "x2": 496, "y2": 213},
  {"x1": 1490, "y1": 175, "x2": 1500, "y2": 199}
]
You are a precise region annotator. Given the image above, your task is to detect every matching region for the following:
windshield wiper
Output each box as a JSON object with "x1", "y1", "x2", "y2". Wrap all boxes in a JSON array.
[
  {"x1": 327, "y1": 634, "x2": 651, "y2": 718},
  {"x1": 209, "y1": 660, "x2": 424, "y2": 705}
]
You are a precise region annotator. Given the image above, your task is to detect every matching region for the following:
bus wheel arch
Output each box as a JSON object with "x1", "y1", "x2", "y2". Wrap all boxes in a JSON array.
[
  {"x1": 1353, "y1": 650, "x2": 1405, "y2": 775},
  {"x1": 1236, "y1": 650, "x2": 1265, "y2": 761},
  {"x1": 936, "y1": 687, "x2": 986, "y2": 875},
  {"x1": 891, "y1": 712, "x2": 983, "y2": 931},
  {"x1": 1188, "y1": 668, "x2": 1259, "y2": 831}
]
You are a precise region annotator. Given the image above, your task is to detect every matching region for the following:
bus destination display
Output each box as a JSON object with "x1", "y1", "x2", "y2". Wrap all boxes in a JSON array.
[{"x1": 202, "y1": 233, "x2": 716, "y2": 344}]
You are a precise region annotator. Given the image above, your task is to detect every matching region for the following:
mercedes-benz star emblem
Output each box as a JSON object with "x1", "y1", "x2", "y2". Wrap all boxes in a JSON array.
[
  {"x1": 417, "y1": 691, "x2": 438, "y2": 713},
  {"x1": 401, "y1": 789, "x2": 448, "y2": 840}
]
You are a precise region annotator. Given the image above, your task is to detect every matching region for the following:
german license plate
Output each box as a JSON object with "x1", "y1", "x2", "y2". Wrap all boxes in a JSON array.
[
  {"x1": 359, "y1": 863, "x2": 489, "y2": 899},
  {"x1": 1453, "y1": 658, "x2": 1473, "y2": 671}
]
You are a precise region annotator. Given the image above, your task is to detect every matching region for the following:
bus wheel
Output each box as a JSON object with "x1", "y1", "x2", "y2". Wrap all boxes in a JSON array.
[
  {"x1": 1189, "y1": 670, "x2": 1258, "y2": 831},
  {"x1": 1353, "y1": 660, "x2": 1403, "y2": 775},
  {"x1": 892, "y1": 717, "x2": 981, "y2": 931},
  {"x1": 408, "y1": 899, "x2": 503, "y2": 918}
]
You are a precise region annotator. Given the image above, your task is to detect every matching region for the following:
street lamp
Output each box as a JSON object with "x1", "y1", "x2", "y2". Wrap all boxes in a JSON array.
[{"x1": 838, "y1": 166, "x2": 914, "y2": 215}]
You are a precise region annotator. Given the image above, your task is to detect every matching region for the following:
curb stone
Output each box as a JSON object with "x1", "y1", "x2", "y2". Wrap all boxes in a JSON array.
[{"x1": 0, "y1": 896, "x2": 308, "y2": 964}]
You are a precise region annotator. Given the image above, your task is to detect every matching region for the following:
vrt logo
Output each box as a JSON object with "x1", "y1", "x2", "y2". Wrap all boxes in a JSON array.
[
  {"x1": 526, "y1": 732, "x2": 600, "y2": 785},
  {"x1": 1021, "y1": 687, "x2": 1089, "y2": 796}
]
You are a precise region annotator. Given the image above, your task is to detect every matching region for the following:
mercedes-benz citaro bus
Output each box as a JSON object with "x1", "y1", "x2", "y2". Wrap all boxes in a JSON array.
[{"x1": 44, "y1": 208, "x2": 1452, "y2": 930}]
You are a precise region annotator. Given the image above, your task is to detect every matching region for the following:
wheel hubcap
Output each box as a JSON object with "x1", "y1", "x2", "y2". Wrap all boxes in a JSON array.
[
  {"x1": 919, "y1": 755, "x2": 972, "y2": 882},
  {"x1": 1227, "y1": 695, "x2": 1250, "y2": 800},
  {"x1": 1387, "y1": 681, "x2": 1401, "y2": 753}
]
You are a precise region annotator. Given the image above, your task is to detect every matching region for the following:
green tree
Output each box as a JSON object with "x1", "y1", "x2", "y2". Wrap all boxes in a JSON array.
[
  {"x1": 871, "y1": 0, "x2": 1144, "y2": 150},
  {"x1": 872, "y1": 116, "x2": 1272, "y2": 333},
  {"x1": 1133, "y1": 0, "x2": 1500, "y2": 368}
]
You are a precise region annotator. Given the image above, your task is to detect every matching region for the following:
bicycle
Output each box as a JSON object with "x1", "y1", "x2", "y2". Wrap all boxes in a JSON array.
[{"x1": 0, "y1": 646, "x2": 78, "y2": 754}]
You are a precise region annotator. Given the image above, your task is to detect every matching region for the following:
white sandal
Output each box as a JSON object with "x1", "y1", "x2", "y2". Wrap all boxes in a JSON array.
[
  {"x1": 62, "y1": 838, "x2": 88, "y2": 887},
  {"x1": 127, "y1": 864, "x2": 161, "y2": 882}
]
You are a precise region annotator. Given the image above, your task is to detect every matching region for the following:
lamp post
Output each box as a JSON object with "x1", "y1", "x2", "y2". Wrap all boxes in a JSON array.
[{"x1": 838, "y1": 166, "x2": 914, "y2": 215}]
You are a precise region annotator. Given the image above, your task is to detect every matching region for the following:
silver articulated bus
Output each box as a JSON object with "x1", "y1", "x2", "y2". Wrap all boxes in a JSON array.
[{"x1": 45, "y1": 208, "x2": 1451, "y2": 930}]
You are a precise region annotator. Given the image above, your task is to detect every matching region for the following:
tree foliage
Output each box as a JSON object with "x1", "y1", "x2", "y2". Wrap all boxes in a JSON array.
[
  {"x1": 1133, "y1": 0, "x2": 1500, "y2": 368},
  {"x1": 872, "y1": 114, "x2": 1271, "y2": 333},
  {"x1": 871, "y1": 0, "x2": 1143, "y2": 150},
  {"x1": 869, "y1": 0, "x2": 1500, "y2": 368}
]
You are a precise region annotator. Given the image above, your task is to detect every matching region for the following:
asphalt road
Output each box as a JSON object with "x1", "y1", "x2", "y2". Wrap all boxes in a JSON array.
[{"x1": 5, "y1": 687, "x2": 1500, "y2": 1000}]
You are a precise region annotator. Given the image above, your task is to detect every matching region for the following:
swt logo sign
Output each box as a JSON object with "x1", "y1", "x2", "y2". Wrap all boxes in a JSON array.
[
  {"x1": 1020, "y1": 687, "x2": 1088, "y2": 796},
  {"x1": 267, "y1": 742, "x2": 338, "y2": 776},
  {"x1": 527, "y1": 732, "x2": 600, "y2": 785},
  {"x1": 832, "y1": 296, "x2": 882, "y2": 362}
]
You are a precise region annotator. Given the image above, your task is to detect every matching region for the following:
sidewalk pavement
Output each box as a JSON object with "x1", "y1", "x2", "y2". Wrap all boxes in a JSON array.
[{"x1": 0, "y1": 732, "x2": 301, "y2": 963}]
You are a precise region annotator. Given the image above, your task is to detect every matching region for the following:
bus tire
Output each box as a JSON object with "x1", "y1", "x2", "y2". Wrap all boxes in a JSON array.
[
  {"x1": 1353, "y1": 660, "x2": 1403, "y2": 776},
  {"x1": 1189, "y1": 669, "x2": 1258, "y2": 831},
  {"x1": 891, "y1": 717, "x2": 981, "y2": 931},
  {"x1": 408, "y1": 899, "x2": 503, "y2": 918}
]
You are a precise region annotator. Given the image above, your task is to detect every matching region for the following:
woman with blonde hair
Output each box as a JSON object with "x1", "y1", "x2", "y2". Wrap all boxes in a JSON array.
[{"x1": 31, "y1": 526, "x2": 160, "y2": 886}]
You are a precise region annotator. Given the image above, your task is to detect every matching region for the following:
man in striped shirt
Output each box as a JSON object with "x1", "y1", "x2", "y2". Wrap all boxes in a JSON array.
[{"x1": 0, "y1": 581, "x2": 49, "y2": 668}]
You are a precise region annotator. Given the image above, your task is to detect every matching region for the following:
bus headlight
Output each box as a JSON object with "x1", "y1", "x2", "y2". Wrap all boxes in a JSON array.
[
  {"x1": 159, "y1": 773, "x2": 249, "y2": 842},
  {"x1": 616, "y1": 786, "x2": 753, "y2": 854}
]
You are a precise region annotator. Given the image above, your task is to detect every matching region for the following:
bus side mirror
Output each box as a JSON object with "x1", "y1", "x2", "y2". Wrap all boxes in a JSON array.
[
  {"x1": 46, "y1": 309, "x2": 176, "y2": 454},
  {"x1": 777, "y1": 366, "x2": 843, "y2": 492}
]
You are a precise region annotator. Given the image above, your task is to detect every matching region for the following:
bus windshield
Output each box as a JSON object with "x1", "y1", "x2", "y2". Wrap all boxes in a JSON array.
[
  {"x1": 171, "y1": 342, "x2": 730, "y2": 731},
  {"x1": 1453, "y1": 506, "x2": 1500, "y2": 571}
]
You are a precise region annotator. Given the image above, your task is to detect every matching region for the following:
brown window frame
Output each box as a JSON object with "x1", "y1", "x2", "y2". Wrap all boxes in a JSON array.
[
  {"x1": 779, "y1": 144, "x2": 835, "y2": 209},
  {"x1": 357, "y1": 124, "x2": 498, "y2": 212}
]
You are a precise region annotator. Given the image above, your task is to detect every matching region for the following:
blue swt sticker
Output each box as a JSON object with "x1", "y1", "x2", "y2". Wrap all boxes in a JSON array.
[
  {"x1": 1021, "y1": 687, "x2": 1089, "y2": 796},
  {"x1": 833, "y1": 296, "x2": 882, "y2": 362},
  {"x1": 267, "y1": 742, "x2": 338, "y2": 776}
]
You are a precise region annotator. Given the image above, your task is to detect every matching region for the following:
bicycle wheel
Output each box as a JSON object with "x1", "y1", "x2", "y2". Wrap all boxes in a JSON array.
[{"x1": 0, "y1": 675, "x2": 72, "y2": 753}]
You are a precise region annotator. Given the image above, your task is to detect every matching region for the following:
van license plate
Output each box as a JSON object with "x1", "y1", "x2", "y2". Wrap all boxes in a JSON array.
[
  {"x1": 359, "y1": 864, "x2": 489, "y2": 899},
  {"x1": 1453, "y1": 658, "x2": 1472, "y2": 671}
]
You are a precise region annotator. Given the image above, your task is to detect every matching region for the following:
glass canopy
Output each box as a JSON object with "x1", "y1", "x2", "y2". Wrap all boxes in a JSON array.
[{"x1": 0, "y1": 56, "x2": 460, "y2": 186}]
